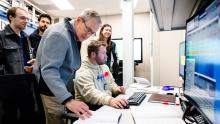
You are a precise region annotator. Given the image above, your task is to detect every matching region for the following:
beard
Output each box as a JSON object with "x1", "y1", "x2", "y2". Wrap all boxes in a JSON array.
[
  {"x1": 39, "y1": 26, "x2": 47, "y2": 32},
  {"x1": 96, "y1": 60, "x2": 105, "y2": 65},
  {"x1": 96, "y1": 57, "x2": 106, "y2": 65}
]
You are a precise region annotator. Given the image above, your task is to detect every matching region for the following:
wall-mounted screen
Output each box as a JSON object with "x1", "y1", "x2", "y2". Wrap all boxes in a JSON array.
[{"x1": 112, "y1": 38, "x2": 143, "y2": 64}]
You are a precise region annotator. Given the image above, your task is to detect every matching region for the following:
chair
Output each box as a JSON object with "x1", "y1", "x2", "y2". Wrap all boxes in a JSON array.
[
  {"x1": 0, "y1": 74, "x2": 45, "y2": 124},
  {"x1": 62, "y1": 79, "x2": 79, "y2": 124}
]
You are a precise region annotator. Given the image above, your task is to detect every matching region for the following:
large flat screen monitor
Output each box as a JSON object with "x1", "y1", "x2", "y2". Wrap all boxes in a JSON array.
[
  {"x1": 184, "y1": 0, "x2": 220, "y2": 123},
  {"x1": 179, "y1": 41, "x2": 185, "y2": 79},
  {"x1": 112, "y1": 38, "x2": 143, "y2": 63}
]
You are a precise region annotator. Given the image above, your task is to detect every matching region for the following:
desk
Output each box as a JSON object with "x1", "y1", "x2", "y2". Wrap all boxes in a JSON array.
[{"x1": 74, "y1": 84, "x2": 185, "y2": 124}]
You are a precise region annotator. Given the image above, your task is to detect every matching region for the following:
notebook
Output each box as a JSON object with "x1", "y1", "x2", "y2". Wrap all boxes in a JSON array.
[
  {"x1": 73, "y1": 109, "x2": 122, "y2": 124},
  {"x1": 148, "y1": 93, "x2": 176, "y2": 104}
]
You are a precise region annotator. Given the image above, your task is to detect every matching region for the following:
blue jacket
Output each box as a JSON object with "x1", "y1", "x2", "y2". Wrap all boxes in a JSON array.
[{"x1": 33, "y1": 19, "x2": 81, "y2": 103}]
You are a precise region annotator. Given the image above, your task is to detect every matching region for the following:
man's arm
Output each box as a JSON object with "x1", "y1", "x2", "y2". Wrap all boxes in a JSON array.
[{"x1": 40, "y1": 32, "x2": 72, "y2": 103}]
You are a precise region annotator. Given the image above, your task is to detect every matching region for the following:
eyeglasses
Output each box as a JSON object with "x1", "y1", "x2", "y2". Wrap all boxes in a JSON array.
[
  {"x1": 82, "y1": 20, "x2": 95, "y2": 35},
  {"x1": 16, "y1": 16, "x2": 29, "y2": 21}
]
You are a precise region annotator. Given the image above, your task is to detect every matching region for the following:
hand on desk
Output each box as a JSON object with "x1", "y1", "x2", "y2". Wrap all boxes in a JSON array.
[
  {"x1": 65, "y1": 99, "x2": 92, "y2": 120},
  {"x1": 109, "y1": 97, "x2": 128, "y2": 109}
]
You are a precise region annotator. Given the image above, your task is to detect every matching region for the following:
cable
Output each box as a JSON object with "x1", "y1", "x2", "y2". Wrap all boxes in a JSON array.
[{"x1": 129, "y1": 108, "x2": 136, "y2": 124}]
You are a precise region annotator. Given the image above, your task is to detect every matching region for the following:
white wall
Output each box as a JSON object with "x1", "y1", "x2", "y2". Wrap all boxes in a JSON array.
[{"x1": 152, "y1": 18, "x2": 185, "y2": 87}]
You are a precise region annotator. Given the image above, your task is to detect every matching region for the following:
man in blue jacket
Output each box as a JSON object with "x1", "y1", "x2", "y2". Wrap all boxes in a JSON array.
[{"x1": 33, "y1": 9, "x2": 102, "y2": 124}]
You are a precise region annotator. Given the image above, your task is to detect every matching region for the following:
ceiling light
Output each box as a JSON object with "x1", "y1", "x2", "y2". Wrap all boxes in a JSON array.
[
  {"x1": 120, "y1": 0, "x2": 138, "y2": 10},
  {"x1": 52, "y1": 0, "x2": 74, "y2": 10}
]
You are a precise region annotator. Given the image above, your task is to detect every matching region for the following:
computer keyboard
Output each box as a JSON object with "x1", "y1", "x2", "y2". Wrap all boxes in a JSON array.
[{"x1": 128, "y1": 92, "x2": 146, "y2": 105}]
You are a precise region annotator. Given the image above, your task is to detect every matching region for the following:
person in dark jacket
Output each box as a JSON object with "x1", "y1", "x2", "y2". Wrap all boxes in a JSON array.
[
  {"x1": 0, "y1": 7, "x2": 35, "y2": 124},
  {"x1": 29, "y1": 14, "x2": 51, "y2": 58},
  {"x1": 0, "y1": 7, "x2": 35, "y2": 74}
]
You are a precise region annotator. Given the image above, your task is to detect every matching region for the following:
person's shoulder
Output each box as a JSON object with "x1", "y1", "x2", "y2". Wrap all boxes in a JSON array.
[
  {"x1": 0, "y1": 26, "x2": 7, "y2": 34},
  {"x1": 111, "y1": 41, "x2": 116, "y2": 47},
  {"x1": 111, "y1": 40, "x2": 116, "y2": 43},
  {"x1": 76, "y1": 66, "x2": 93, "y2": 79},
  {"x1": 0, "y1": 30, "x2": 4, "y2": 35},
  {"x1": 29, "y1": 29, "x2": 38, "y2": 36},
  {"x1": 101, "y1": 64, "x2": 110, "y2": 71}
]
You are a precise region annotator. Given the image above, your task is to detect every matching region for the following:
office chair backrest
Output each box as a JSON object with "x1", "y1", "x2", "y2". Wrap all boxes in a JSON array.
[{"x1": 0, "y1": 74, "x2": 45, "y2": 124}]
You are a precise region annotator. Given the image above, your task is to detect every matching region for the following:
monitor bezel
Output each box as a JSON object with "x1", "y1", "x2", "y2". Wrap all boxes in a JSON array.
[
  {"x1": 179, "y1": 41, "x2": 185, "y2": 79},
  {"x1": 111, "y1": 38, "x2": 143, "y2": 63}
]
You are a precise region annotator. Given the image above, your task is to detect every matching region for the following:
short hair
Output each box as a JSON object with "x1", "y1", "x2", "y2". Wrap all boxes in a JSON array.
[
  {"x1": 87, "y1": 40, "x2": 106, "y2": 57},
  {"x1": 80, "y1": 8, "x2": 101, "y2": 24},
  {"x1": 38, "y1": 14, "x2": 52, "y2": 24},
  {"x1": 7, "y1": 7, "x2": 26, "y2": 23}
]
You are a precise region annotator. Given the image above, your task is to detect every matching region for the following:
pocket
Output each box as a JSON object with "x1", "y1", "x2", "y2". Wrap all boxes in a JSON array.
[{"x1": 4, "y1": 45, "x2": 22, "y2": 62}]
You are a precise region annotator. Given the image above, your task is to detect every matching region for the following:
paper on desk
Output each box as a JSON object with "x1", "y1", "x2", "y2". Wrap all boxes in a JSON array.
[
  {"x1": 129, "y1": 83, "x2": 150, "y2": 91},
  {"x1": 73, "y1": 109, "x2": 122, "y2": 124},
  {"x1": 134, "y1": 117, "x2": 184, "y2": 124},
  {"x1": 130, "y1": 104, "x2": 182, "y2": 124}
]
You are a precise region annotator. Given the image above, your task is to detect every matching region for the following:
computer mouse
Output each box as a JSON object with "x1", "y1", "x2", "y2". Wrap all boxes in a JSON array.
[
  {"x1": 166, "y1": 93, "x2": 174, "y2": 95},
  {"x1": 123, "y1": 104, "x2": 130, "y2": 109}
]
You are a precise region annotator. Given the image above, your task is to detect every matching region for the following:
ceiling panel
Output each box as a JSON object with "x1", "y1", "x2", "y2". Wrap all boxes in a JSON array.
[{"x1": 27, "y1": 0, "x2": 150, "y2": 17}]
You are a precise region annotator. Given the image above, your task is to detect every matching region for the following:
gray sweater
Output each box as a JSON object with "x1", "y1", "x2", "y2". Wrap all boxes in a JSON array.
[{"x1": 33, "y1": 20, "x2": 81, "y2": 103}]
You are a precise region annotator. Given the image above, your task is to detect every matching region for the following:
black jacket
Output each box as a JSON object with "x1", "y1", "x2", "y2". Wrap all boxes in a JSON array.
[
  {"x1": 29, "y1": 29, "x2": 41, "y2": 58},
  {"x1": 106, "y1": 41, "x2": 119, "y2": 80},
  {"x1": 0, "y1": 25, "x2": 32, "y2": 75}
]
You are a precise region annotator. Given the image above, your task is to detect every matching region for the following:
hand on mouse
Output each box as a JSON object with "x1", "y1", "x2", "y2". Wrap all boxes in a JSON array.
[{"x1": 109, "y1": 98, "x2": 128, "y2": 109}]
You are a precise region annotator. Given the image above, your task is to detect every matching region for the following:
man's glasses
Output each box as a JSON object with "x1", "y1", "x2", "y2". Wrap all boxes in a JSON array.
[
  {"x1": 16, "y1": 15, "x2": 29, "y2": 21},
  {"x1": 82, "y1": 20, "x2": 95, "y2": 35}
]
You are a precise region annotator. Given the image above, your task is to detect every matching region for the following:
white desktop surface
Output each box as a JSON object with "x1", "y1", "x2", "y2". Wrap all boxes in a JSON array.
[{"x1": 74, "y1": 84, "x2": 185, "y2": 124}]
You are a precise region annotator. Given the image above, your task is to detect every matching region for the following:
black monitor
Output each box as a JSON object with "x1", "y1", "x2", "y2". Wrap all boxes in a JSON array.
[
  {"x1": 184, "y1": 0, "x2": 220, "y2": 123},
  {"x1": 112, "y1": 38, "x2": 143, "y2": 64},
  {"x1": 179, "y1": 41, "x2": 185, "y2": 79},
  {"x1": 0, "y1": 74, "x2": 45, "y2": 123}
]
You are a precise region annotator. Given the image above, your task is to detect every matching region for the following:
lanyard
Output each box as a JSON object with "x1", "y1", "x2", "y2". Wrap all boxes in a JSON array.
[{"x1": 97, "y1": 66, "x2": 109, "y2": 90}]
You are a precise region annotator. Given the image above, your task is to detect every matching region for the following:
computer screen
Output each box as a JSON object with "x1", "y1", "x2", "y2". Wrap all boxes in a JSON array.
[
  {"x1": 184, "y1": 0, "x2": 220, "y2": 123},
  {"x1": 179, "y1": 41, "x2": 185, "y2": 78},
  {"x1": 112, "y1": 38, "x2": 143, "y2": 63}
]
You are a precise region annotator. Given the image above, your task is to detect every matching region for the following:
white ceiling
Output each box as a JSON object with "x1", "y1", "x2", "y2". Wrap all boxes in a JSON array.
[{"x1": 27, "y1": 0, "x2": 150, "y2": 18}]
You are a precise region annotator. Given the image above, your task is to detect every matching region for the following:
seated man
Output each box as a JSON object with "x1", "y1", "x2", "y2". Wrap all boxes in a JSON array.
[{"x1": 74, "y1": 40, "x2": 128, "y2": 110}]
